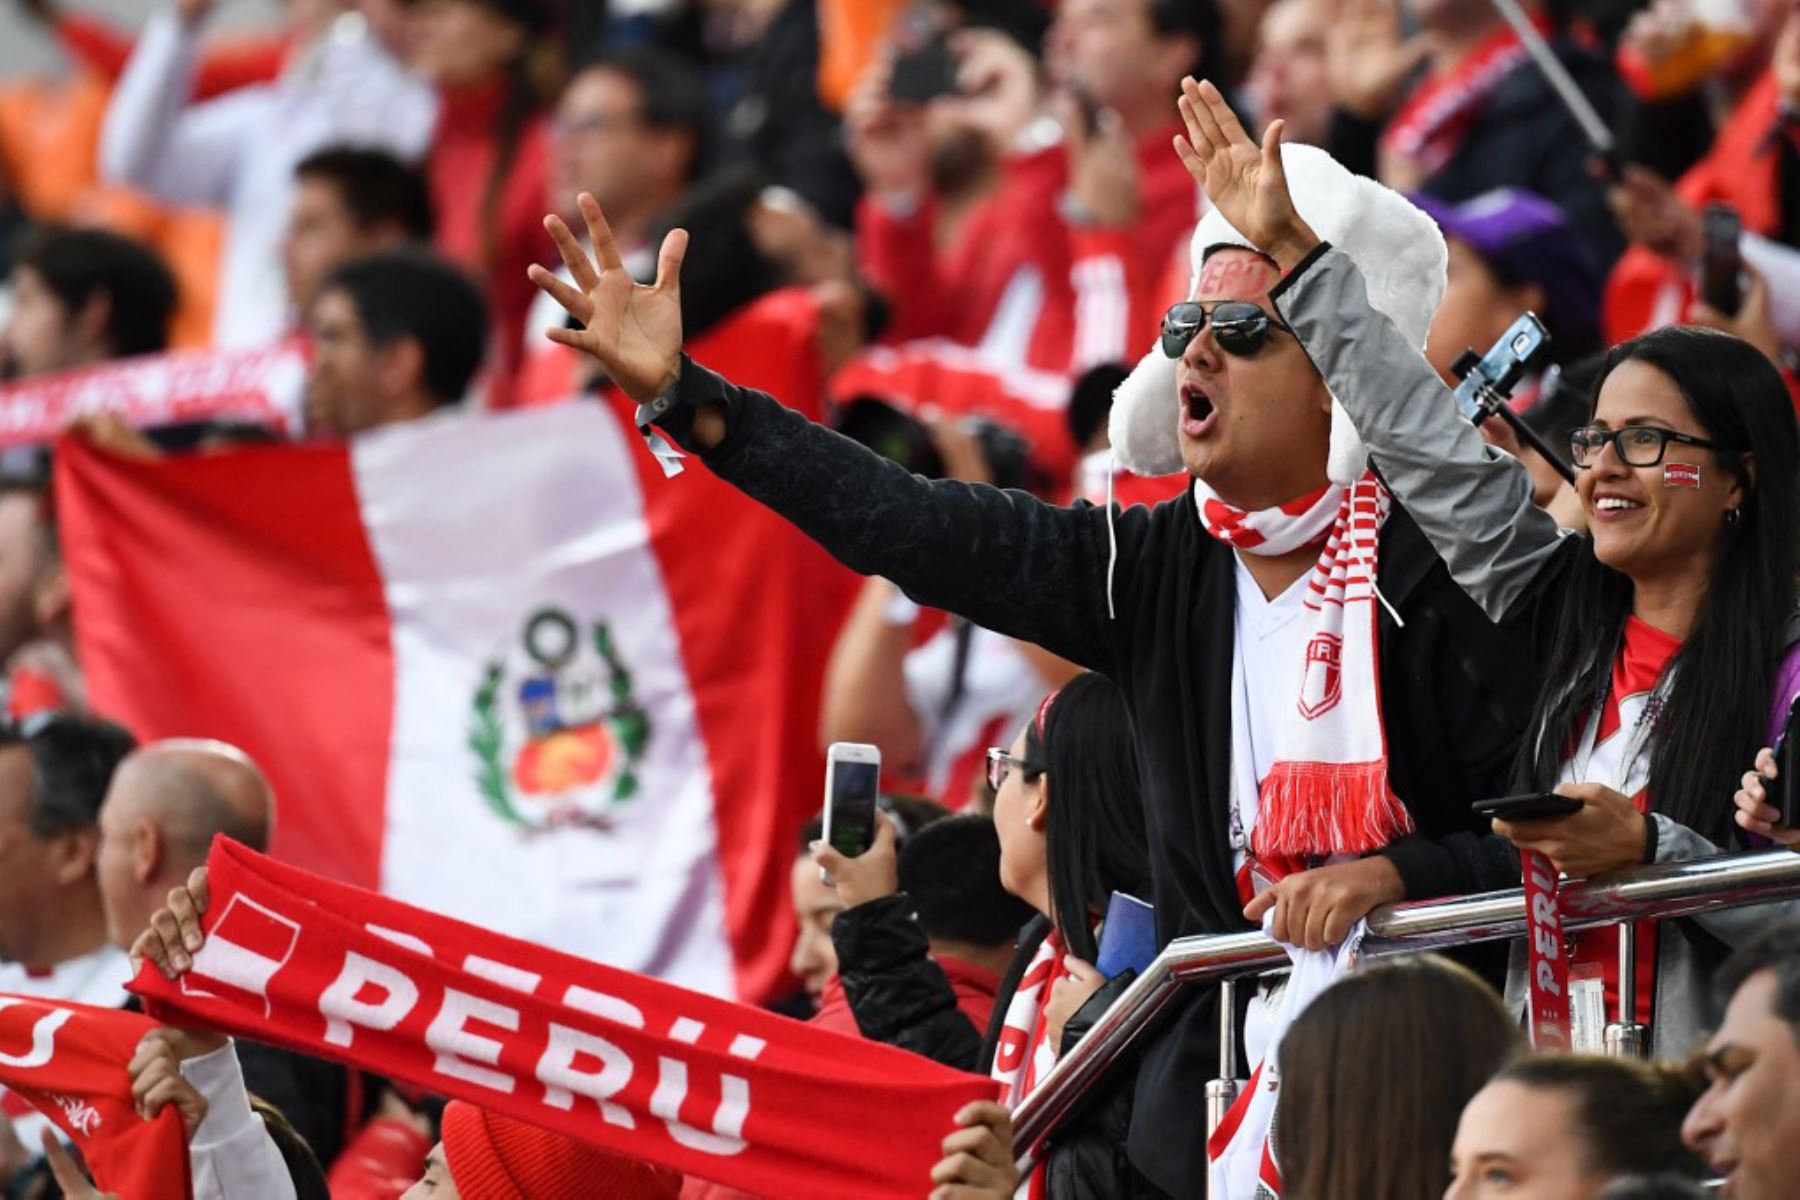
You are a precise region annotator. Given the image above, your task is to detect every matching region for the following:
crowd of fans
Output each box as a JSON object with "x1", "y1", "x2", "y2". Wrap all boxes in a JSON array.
[{"x1": 0, "y1": 0, "x2": 1798, "y2": 1195}]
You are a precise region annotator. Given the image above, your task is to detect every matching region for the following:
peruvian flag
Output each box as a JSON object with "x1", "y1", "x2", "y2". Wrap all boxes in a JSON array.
[{"x1": 57, "y1": 300, "x2": 860, "y2": 1002}]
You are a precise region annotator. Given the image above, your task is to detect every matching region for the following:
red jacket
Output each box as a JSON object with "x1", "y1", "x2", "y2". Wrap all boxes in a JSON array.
[
  {"x1": 429, "y1": 81, "x2": 555, "y2": 408},
  {"x1": 857, "y1": 122, "x2": 1199, "y2": 374}
]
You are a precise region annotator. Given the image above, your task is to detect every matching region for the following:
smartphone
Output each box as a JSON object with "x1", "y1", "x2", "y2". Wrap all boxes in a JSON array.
[
  {"x1": 1094, "y1": 892, "x2": 1157, "y2": 980},
  {"x1": 1701, "y1": 202, "x2": 1744, "y2": 316},
  {"x1": 1450, "y1": 313, "x2": 1550, "y2": 423},
  {"x1": 889, "y1": 37, "x2": 959, "y2": 103},
  {"x1": 822, "y1": 743, "x2": 882, "y2": 877},
  {"x1": 1770, "y1": 695, "x2": 1800, "y2": 828},
  {"x1": 1471, "y1": 793, "x2": 1585, "y2": 822}
]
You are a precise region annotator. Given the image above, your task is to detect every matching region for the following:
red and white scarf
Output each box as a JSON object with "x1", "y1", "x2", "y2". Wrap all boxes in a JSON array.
[
  {"x1": 1380, "y1": 23, "x2": 1542, "y2": 178},
  {"x1": 133, "y1": 838, "x2": 997, "y2": 1200},
  {"x1": 990, "y1": 928, "x2": 1070, "y2": 1200},
  {"x1": 1196, "y1": 474, "x2": 1414, "y2": 859}
]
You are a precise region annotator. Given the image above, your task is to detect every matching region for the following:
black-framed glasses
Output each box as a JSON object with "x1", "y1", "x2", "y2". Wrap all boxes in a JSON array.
[
  {"x1": 985, "y1": 747, "x2": 1043, "y2": 792},
  {"x1": 1160, "y1": 300, "x2": 1293, "y2": 359},
  {"x1": 1569, "y1": 425, "x2": 1732, "y2": 468}
]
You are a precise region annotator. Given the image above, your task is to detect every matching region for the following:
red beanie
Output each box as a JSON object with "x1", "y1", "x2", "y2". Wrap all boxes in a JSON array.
[{"x1": 441, "y1": 1102, "x2": 684, "y2": 1200}]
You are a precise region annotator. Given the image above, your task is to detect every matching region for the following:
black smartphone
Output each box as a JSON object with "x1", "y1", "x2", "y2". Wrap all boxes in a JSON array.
[
  {"x1": 1471, "y1": 793, "x2": 1585, "y2": 822},
  {"x1": 889, "y1": 37, "x2": 958, "y2": 103},
  {"x1": 1771, "y1": 695, "x2": 1800, "y2": 829},
  {"x1": 1701, "y1": 202, "x2": 1743, "y2": 316}
]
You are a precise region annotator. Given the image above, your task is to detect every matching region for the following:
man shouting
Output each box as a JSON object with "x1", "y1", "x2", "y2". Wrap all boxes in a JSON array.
[{"x1": 528, "y1": 80, "x2": 1537, "y2": 1195}]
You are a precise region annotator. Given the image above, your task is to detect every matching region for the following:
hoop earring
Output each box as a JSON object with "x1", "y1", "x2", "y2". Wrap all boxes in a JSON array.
[{"x1": 1725, "y1": 508, "x2": 1742, "y2": 525}]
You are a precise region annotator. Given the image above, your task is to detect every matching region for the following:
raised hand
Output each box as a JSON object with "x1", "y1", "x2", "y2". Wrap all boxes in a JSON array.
[
  {"x1": 129, "y1": 1031, "x2": 210, "y2": 1139},
  {"x1": 1172, "y1": 78, "x2": 1319, "y2": 270},
  {"x1": 1327, "y1": 0, "x2": 1429, "y2": 120},
  {"x1": 527, "y1": 193, "x2": 688, "y2": 405},
  {"x1": 130, "y1": 866, "x2": 210, "y2": 980}
]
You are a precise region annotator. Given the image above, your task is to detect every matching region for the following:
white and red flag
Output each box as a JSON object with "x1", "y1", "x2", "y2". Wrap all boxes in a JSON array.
[{"x1": 57, "y1": 356, "x2": 859, "y2": 1002}]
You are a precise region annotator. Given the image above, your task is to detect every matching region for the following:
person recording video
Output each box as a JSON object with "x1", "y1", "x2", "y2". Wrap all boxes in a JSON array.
[
  {"x1": 1173, "y1": 78, "x2": 1800, "y2": 1060},
  {"x1": 526, "y1": 81, "x2": 1539, "y2": 1193}
]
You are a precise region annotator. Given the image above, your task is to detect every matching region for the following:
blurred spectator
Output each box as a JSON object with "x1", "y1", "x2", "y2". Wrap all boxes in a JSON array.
[
  {"x1": 410, "y1": 0, "x2": 560, "y2": 404},
  {"x1": 1417, "y1": 188, "x2": 1604, "y2": 381},
  {"x1": 0, "y1": 457, "x2": 66, "y2": 706},
  {"x1": 94, "y1": 738, "x2": 356, "y2": 1170},
  {"x1": 1, "y1": 224, "x2": 177, "y2": 379},
  {"x1": 1327, "y1": 0, "x2": 1625, "y2": 265},
  {"x1": 524, "y1": 48, "x2": 711, "y2": 357},
  {"x1": 99, "y1": 0, "x2": 437, "y2": 351},
  {"x1": 1244, "y1": 0, "x2": 1334, "y2": 147},
  {"x1": 1448, "y1": 1055, "x2": 1705, "y2": 1198},
  {"x1": 855, "y1": 0, "x2": 1210, "y2": 374},
  {"x1": 1682, "y1": 921, "x2": 1800, "y2": 1200},
  {"x1": 720, "y1": 0, "x2": 862, "y2": 228},
  {"x1": 1277, "y1": 955, "x2": 1520, "y2": 1200},
  {"x1": 401, "y1": 1099, "x2": 682, "y2": 1199},
  {"x1": 305, "y1": 249, "x2": 490, "y2": 437},
  {"x1": 0, "y1": 716, "x2": 135, "y2": 1187},
  {"x1": 816, "y1": 674, "x2": 1158, "y2": 1196},
  {"x1": 820, "y1": 813, "x2": 1033, "y2": 1061},
  {"x1": 284, "y1": 147, "x2": 435, "y2": 323}
]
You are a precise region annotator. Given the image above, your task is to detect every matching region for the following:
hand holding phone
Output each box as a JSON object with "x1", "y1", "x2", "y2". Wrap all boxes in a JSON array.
[
  {"x1": 821, "y1": 742, "x2": 881, "y2": 884},
  {"x1": 1471, "y1": 793, "x2": 1585, "y2": 822},
  {"x1": 1770, "y1": 696, "x2": 1800, "y2": 829},
  {"x1": 1701, "y1": 202, "x2": 1744, "y2": 316}
]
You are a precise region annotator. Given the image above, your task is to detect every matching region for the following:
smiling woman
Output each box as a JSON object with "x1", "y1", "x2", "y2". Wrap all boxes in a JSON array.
[{"x1": 1262, "y1": 187, "x2": 1800, "y2": 1060}]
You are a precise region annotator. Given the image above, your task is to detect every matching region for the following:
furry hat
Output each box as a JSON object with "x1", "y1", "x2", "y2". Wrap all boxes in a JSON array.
[{"x1": 1108, "y1": 143, "x2": 1447, "y2": 483}]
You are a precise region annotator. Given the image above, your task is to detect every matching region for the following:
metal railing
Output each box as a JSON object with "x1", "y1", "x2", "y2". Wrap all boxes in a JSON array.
[{"x1": 1011, "y1": 847, "x2": 1800, "y2": 1172}]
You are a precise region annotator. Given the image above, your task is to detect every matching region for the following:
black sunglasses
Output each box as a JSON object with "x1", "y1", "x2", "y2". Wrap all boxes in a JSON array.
[
  {"x1": 1569, "y1": 425, "x2": 1732, "y2": 468},
  {"x1": 1160, "y1": 300, "x2": 1293, "y2": 359}
]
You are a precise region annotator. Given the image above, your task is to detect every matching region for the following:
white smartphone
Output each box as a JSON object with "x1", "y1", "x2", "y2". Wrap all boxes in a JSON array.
[{"x1": 821, "y1": 742, "x2": 882, "y2": 882}]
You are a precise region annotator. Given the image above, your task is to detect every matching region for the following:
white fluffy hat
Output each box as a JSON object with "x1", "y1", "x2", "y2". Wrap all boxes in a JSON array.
[{"x1": 1108, "y1": 143, "x2": 1447, "y2": 483}]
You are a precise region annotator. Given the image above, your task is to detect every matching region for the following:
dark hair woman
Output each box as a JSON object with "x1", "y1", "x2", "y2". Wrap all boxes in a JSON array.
[
  {"x1": 1181, "y1": 105, "x2": 1800, "y2": 1061},
  {"x1": 811, "y1": 672, "x2": 1159, "y2": 1199},
  {"x1": 1278, "y1": 955, "x2": 1520, "y2": 1200},
  {"x1": 1447, "y1": 1054, "x2": 1705, "y2": 1198},
  {"x1": 408, "y1": 0, "x2": 561, "y2": 404}
]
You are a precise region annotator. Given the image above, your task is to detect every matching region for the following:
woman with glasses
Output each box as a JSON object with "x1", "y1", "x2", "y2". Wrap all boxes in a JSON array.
[{"x1": 1174, "y1": 78, "x2": 1800, "y2": 1058}]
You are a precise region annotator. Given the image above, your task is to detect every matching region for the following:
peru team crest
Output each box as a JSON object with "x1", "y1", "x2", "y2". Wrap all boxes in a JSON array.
[
  {"x1": 469, "y1": 608, "x2": 651, "y2": 830},
  {"x1": 1297, "y1": 632, "x2": 1343, "y2": 721}
]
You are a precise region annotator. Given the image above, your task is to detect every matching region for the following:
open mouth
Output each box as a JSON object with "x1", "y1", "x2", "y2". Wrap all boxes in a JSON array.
[
  {"x1": 1180, "y1": 382, "x2": 1217, "y2": 439},
  {"x1": 1592, "y1": 493, "x2": 1646, "y2": 519}
]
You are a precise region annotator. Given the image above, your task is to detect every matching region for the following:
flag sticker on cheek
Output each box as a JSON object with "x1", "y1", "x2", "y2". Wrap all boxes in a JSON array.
[{"x1": 1663, "y1": 463, "x2": 1702, "y2": 489}]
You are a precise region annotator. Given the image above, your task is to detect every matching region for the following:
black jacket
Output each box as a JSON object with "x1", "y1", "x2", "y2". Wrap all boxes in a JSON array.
[
  {"x1": 666, "y1": 359, "x2": 1540, "y2": 1195},
  {"x1": 835, "y1": 900, "x2": 1166, "y2": 1199}
]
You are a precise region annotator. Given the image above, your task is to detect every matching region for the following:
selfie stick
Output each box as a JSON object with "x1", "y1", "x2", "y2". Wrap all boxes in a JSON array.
[
  {"x1": 1487, "y1": 0, "x2": 1620, "y2": 168},
  {"x1": 1451, "y1": 314, "x2": 1577, "y2": 485}
]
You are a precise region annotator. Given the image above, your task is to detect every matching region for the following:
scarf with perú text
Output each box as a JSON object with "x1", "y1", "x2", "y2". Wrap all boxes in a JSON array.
[{"x1": 132, "y1": 838, "x2": 997, "y2": 1200}]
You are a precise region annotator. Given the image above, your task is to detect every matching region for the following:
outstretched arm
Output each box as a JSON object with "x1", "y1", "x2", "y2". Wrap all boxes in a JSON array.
[
  {"x1": 1174, "y1": 79, "x2": 1568, "y2": 623},
  {"x1": 529, "y1": 195, "x2": 1135, "y2": 673}
]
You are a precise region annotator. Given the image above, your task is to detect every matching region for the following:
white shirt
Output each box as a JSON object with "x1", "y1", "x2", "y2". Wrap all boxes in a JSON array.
[
  {"x1": 100, "y1": 11, "x2": 438, "y2": 349},
  {"x1": 903, "y1": 621, "x2": 1045, "y2": 806},
  {"x1": 1228, "y1": 556, "x2": 1311, "y2": 886},
  {"x1": 181, "y1": 1042, "x2": 299, "y2": 1200}
]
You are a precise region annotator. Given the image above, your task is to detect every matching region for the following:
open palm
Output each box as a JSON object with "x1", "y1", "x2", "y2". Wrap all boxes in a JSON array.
[
  {"x1": 528, "y1": 193, "x2": 687, "y2": 404},
  {"x1": 1172, "y1": 78, "x2": 1315, "y2": 267}
]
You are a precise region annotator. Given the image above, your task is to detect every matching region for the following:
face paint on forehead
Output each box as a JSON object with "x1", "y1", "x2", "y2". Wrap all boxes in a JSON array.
[
  {"x1": 1664, "y1": 462, "x2": 1702, "y2": 489},
  {"x1": 1194, "y1": 249, "x2": 1281, "y2": 302}
]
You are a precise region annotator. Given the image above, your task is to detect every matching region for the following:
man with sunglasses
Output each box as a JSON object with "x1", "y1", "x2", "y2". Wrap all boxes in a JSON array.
[{"x1": 528, "y1": 92, "x2": 1540, "y2": 1192}]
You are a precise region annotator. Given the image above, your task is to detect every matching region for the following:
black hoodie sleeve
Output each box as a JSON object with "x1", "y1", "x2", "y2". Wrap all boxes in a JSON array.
[
  {"x1": 664, "y1": 357, "x2": 1136, "y2": 675},
  {"x1": 831, "y1": 894, "x2": 985, "y2": 1072}
]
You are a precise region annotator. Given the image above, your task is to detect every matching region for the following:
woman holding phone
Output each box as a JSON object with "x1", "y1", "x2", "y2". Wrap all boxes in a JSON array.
[
  {"x1": 1168, "y1": 78, "x2": 1800, "y2": 1057},
  {"x1": 815, "y1": 672, "x2": 1163, "y2": 1200}
]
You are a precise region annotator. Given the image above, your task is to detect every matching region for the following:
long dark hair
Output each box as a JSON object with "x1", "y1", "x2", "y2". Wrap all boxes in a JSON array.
[
  {"x1": 1515, "y1": 326, "x2": 1799, "y2": 843},
  {"x1": 1278, "y1": 955, "x2": 1520, "y2": 1200},
  {"x1": 1022, "y1": 672, "x2": 1150, "y2": 962}
]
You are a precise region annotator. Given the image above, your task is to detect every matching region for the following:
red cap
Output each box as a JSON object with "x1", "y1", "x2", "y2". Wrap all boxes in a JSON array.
[{"x1": 440, "y1": 1102, "x2": 683, "y2": 1200}]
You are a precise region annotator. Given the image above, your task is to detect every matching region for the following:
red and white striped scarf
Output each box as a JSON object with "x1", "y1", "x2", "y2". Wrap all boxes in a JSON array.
[
  {"x1": 991, "y1": 929, "x2": 1070, "y2": 1200},
  {"x1": 1195, "y1": 473, "x2": 1415, "y2": 858}
]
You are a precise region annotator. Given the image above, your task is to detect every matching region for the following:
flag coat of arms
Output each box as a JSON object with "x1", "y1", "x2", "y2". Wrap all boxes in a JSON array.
[{"x1": 57, "y1": 317, "x2": 859, "y2": 1001}]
